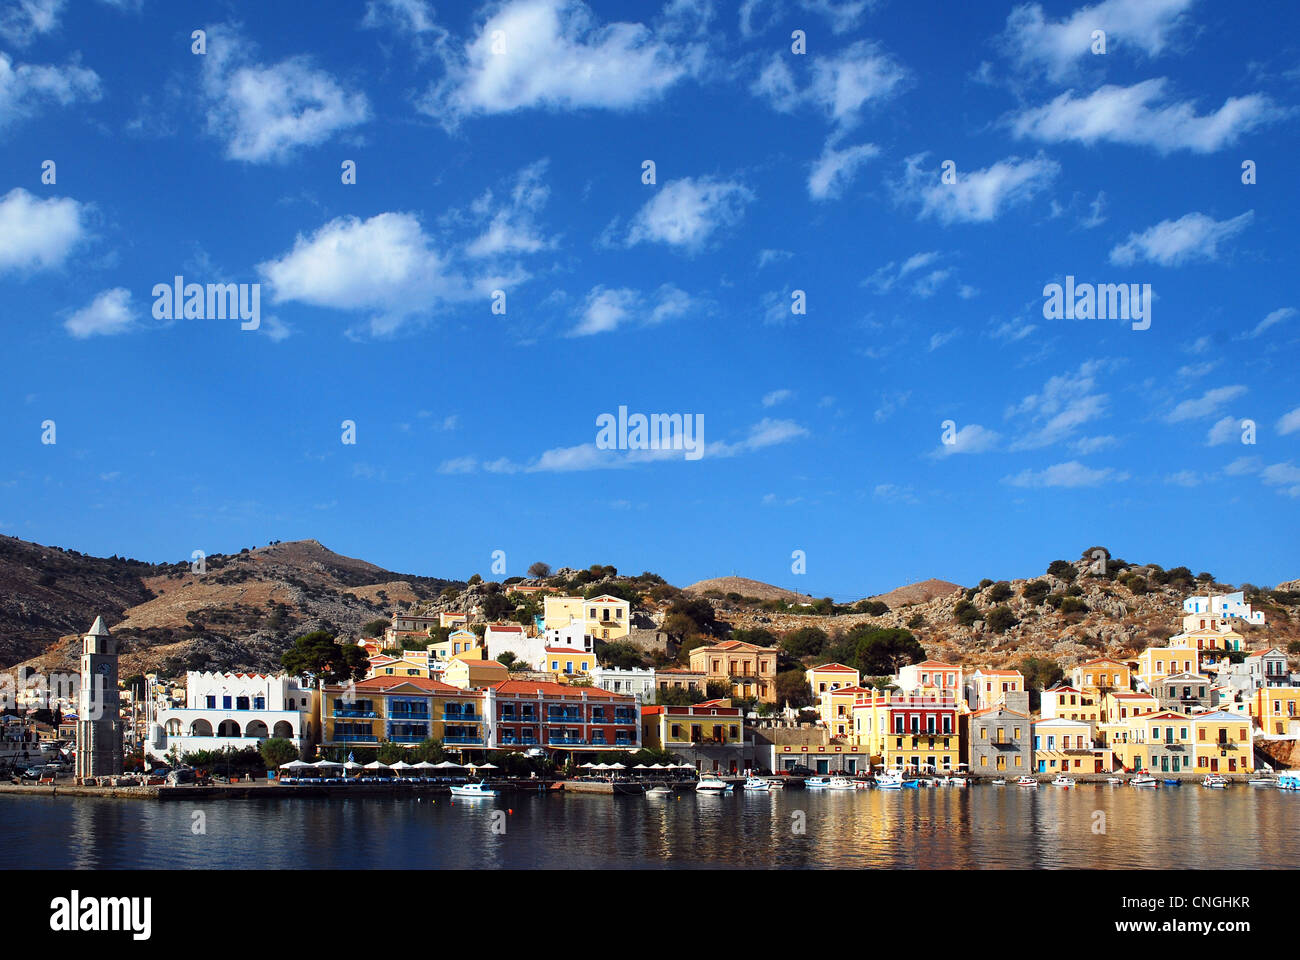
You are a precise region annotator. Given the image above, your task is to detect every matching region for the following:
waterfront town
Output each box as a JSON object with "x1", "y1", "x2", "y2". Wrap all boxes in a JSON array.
[{"x1": 5, "y1": 582, "x2": 1300, "y2": 794}]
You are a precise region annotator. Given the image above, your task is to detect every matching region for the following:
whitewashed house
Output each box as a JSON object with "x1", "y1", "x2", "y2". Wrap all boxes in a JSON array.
[
  {"x1": 1183, "y1": 591, "x2": 1265, "y2": 625},
  {"x1": 590, "y1": 666, "x2": 656, "y2": 704},
  {"x1": 147, "y1": 672, "x2": 316, "y2": 762}
]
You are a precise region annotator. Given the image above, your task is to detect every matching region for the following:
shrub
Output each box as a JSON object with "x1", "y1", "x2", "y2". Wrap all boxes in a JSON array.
[
  {"x1": 985, "y1": 606, "x2": 1019, "y2": 634},
  {"x1": 987, "y1": 581, "x2": 1013, "y2": 603},
  {"x1": 1021, "y1": 580, "x2": 1050, "y2": 602}
]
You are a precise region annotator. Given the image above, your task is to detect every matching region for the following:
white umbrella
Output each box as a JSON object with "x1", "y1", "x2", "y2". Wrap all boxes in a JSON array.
[
  {"x1": 592, "y1": 762, "x2": 610, "y2": 770},
  {"x1": 281, "y1": 760, "x2": 312, "y2": 769},
  {"x1": 579, "y1": 762, "x2": 596, "y2": 769},
  {"x1": 413, "y1": 761, "x2": 438, "y2": 770},
  {"x1": 648, "y1": 763, "x2": 665, "y2": 770},
  {"x1": 342, "y1": 760, "x2": 363, "y2": 770},
  {"x1": 389, "y1": 761, "x2": 413, "y2": 771},
  {"x1": 609, "y1": 762, "x2": 626, "y2": 770},
  {"x1": 633, "y1": 763, "x2": 648, "y2": 769},
  {"x1": 313, "y1": 759, "x2": 343, "y2": 768},
  {"x1": 474, "y1": 763, "x2": 499, "y2": 770},
  {"x1": 433, "y1": 760, "x2": 463, "y2": 769},
  {"x1": 363, "y1": 760, "x2": 390, "y2": 769}
]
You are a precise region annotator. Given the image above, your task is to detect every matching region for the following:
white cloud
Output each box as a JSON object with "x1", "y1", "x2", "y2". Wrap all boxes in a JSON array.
[
  {"x1": 900, "y1": 153, "x2": 1059, "y2": 224},
  {"x1": 64, "y1": 287, "x2": 135, "y2": 338},
  {"x1": 1002, "y1": 0, "x2": 1195, "y2": 81},
  {"x1": 912, "y1": 269, "x2": 953, "y2": 298},
  {"x1": 1206, "y1": 415, "x2": 1241, "y2": 446},
  {"x1": 873, "y1": 390, "x2": 910, "y2": 423},
  {"x1": 936, "y1": 424, "x2": 1000, "y2": 456},
  {"x1": 0, "y1": 51, "x2": 100, "y2": 129},
  {"x1": 258, "y1": 211, "x2": 469, "y2": 336},
  {"x1": 873, "y1": 483, "x2": 918, "y2": 504},
  {"x1": 569, "y1": 283, "x2": 696, "y2": 336},
  {"x1": 1004, "y1": 460, "x2": 1123, "y2": 488},
  {"x1": 752, "y1": 40, "x2": 908, "y2": 128},
  {"x1": 1277, "y1": 407, "x2": 1300, "y2": 436},
  {"x1": 1241, "y1": 306, "x2": 1295, "y2": 340},
  {"x1": 801, "y1": 0, "x2": 875, "y2": 34},
  {"x1": 757, "y1": 248, "x2": 792, "y2": 269},
  {"x1": 625, "y1": 177, "x2": 752, "y2": 250},
  {"x1": 1223, "y1": 456, "x2": 1261, "y2": 477},
  {"x1": 464, "y1": 160, "x2": 557, "y2": 258},
  {"x1": 0, "y1": 0, "x2": 63, "y2": 46},
  {"x1": 1165, "y1": 469, "x2": 1202, "y2": 488},
  {"x1": 200, "y1": 24, "x2": 370, "y2": 163},
  {"x1": 1176, "y1": 360, "x2": 1216, "y2": 378},
  {"x1": 739, "y1": 0, "x2": 782, "y2": 37},
  {"x1": 990, "y1": 318, "x2": 1038, "y2": 342},
  {"x1": 1260, "y1": 462, "x2": 1300, "y2": 497},
  {"x1": 762, "y1": 388, "x2": 794, "y2": 407},
  {"x1": 1110, "y1": 210, "x2": 1253, "y2": 266},
  {"x1": 864, "y1": 251, "x2": 945, "y2": 294},
  {"x1": 0, "y1": 188, "x2": 88, "y2": 273},
  {"x1": 1072, "y1": 435, "x2": 1117, "y2": 454},
  {"x1": 1009, "y1": 79, "x2": 1281, "y2": 153},
  {"x1": 422, "y1": 0, "x2": 702, "y2": 122},
  {"x1": 658, "y1": 0, "x2": 715, "y2": 37},
  {"x1": 1165, "y1": 384, "x2": 1248, "y2": 423},
  {"x1": 928, "y1": 329, "x2": 959, "y2": 351},
  {"x1": 808, "y1": 137, "x2": 879, "y2": 200},
  {"x1": 1006, "y1": 360, "x2": 1109, "y2": 450},
  {"x1": 708, "y1": 418, "x2": 809, "y2": 457}
]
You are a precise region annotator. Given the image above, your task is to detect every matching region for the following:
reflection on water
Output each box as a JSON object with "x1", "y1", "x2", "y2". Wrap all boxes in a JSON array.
[{"x1": 2, "y1": 785, "x2": 1297, "y2": 869}]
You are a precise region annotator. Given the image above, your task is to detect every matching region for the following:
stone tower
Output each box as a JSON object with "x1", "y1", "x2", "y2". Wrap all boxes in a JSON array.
[{"x1": 75, "y1": 616, "x2": 123, "y2": 779}]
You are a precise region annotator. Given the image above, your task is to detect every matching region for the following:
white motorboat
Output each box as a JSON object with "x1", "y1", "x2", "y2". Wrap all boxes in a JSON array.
[
  {"x1": 827, "y1": 776, "x2": 855, "y2": 790},
  {"x1": 1248, "y1": 776, "x2": 1277, "y2": 787},
  {"x1": 1050, "y1": 775, "x2": 1076, "y2": 787},
  {"x1": 450, "y1": 780, "x2": 499, "y2": 798},
  {"x1": 1015, "y1": 776, "x2": 1038, "y2": 787},
  {"x1": 804, "y1": 776, "x2": 830, "y2": 788},
  {"x1": 949, "y1": 776, "x2": 968, "y2": 787},
  {"x1": 696, "y1": 774, "x2": 730, "y2": 793},
  {"x1": 1104, "y1": 777, "x2": 1125, "y2": 784},
  {"x1": 1202, "y1": 775, "x2": 1229, "y2": 789},
  {"x1": 875, "y1": 772, "x2": 904, "y2": 789},
  {"x1": 743, "y1": 776, "x2": 771, "y2": 791},
  {"x1": 1130, "y1": 775, "x2": 1158, "y2": 787},
  {"x1": 991, "y1": 778, "x2": 1007, "y2": 785},
  {"x1": 1278, "y1": 773, "x2": 1300, "y2": 791},
  {"x1": 646, "y1": 785, "x2": 673, "y2": 797}
]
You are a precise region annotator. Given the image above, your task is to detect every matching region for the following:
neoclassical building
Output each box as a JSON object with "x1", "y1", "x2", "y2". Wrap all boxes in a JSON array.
[{"x1": 147, "y1": 672, "x2": 317, "y2": 762}]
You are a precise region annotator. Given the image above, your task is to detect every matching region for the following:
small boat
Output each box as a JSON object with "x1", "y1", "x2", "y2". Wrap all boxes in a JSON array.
[
  {"x1": 1202, "y1": 775, "x2": 1229, "y2": 789},
  {"x1": 1248, "y1": 776, "x2": 1277, "y2": 787},
  {"x1": 875, "y1": 773, "x2": 903, "y2": 789},
  {"x1": 1015, "y1": 776, "x2": 1038, "y2": 787},
  {"x1": 450, "y1": 780, "x2": 499, "y2": 798},
  {"x1": 1130, "y1": 775, "x2": 1158, "y2": 787},
  {"x1": 1050, "y1": 776, "x2": 1076, "y2": 787},
  {"x1": 1278, "y1": 773, "x2": 1300, "y2": 791},
  {"x1": 646, "y1": 785, "x2": 673, "y2": 797},
  {"x1": 991, "y1": 778, "x2": 1007, "y2": 786},
  {"x1": 743, "y1": 776, "x2": 771, "y2": 791},
  {"x1": 1104, "y1": 777, "x2": 1125, "y2": 785},
  {"x1": 853, "y1": 779, "x2": 872, "y2": 789},
  {"x1": 827, "y1": 776, "x2": 855, "y2": 790},
  {"x1": 696, "y1": 774, "x2": 730, "y2": 793},
  {"x1": 804, "y1": 776, "x2": 830, "y2": 789},
  {"x1": 949, "y1": 776, "x2": 968, "y2": 787}
]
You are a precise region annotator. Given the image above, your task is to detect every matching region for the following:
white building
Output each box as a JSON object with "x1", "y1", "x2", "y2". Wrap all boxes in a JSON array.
[
  {"x1": 485, "y1": 622, "x2": 547, "y2": 667},
  {"x1": 1184, "y1": 591, "x2": 1265, "y2": 625},
  {"x1": 590, "y1": 666, "x2": 656, "y2": 704},
  {"x1": 147, "y1": 672, "x2": 316, "y2": 762},
  {"x1": 1218, "y1": 648, "x2": 1293, "y2": 694},
  {"x1": 545, "y1": 617, "x2": 593, "y2": 653}
]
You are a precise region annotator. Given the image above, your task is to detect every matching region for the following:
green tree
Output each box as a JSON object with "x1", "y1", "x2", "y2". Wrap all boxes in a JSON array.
[
  {"x1": 1021, "y1": 580, "x2": 1050, "y2": 602},
  {"x1": 985, "y1": 606, "x2": 1019, "y2": 634},
  {"x1": 775, "y1": 669, "x2": 813, "y2": 708},
  {"x1": 664, "y1": 596, "x2": 719, "y2": 638},
  {"x1": 987, "y1": 581, "x2": 1013, "y2": 603},
  {"x1": 953, "y1": 599, "x2": 980, "y2": 627},
  {"x1": 362, "y1": 619, "x2": 389, "y2": 638},
  {"x1": 280, "y1": 630, "x2": 368, "y2": 683},
  {"x1": 1019, "y1": 656, "x2": 1064, "y2": 711},
  {"x1": 705, "y1": 680, "x2": 732, "y2": 700},
  {"x1": 376, "y1": 742, "x2": 408, "y2": 764},
  {"x1": 782, "y1": 626, "x2": 828, "y2": 658},
  {"x1": 527, "y1": 561, "x2": 552, "y2": 578},
  {"x1": 657, "y1": 686, "x2": 705, "y2": 706},
  {"x1": 259, "y1": 737, "x2": 299, "y2": 769},
  {"x1": 846, "y1": 626, "x2": 925, "y2": 675}
]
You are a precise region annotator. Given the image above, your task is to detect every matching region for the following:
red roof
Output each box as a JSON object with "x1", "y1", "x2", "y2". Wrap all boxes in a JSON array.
[
  {"x1": 487, "y1": 623, "x2": 525, "y2": 633},
  {"x1": 492, "y1": 679, "x2": 634, "y2": 701},
  {"x1": 809, "y1": 662, "x2": 857, "y2": 673},
  {"x1": 347, "y1": 676, "x2": 466, "y2": 694},
  {"x1": 544, "y1": 647, "x2": 589, "y2": 655}
]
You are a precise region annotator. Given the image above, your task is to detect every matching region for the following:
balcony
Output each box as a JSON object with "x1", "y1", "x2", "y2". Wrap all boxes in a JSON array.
[
  {"x1": 332, "y1": 709, "x2": 377, "y2": 719},
  {"x1": 332, "y1": 734, "x2": 378, "y2": 743},
  {"x1": 389, "y1": 735, "x2": 425, "y2": 744},
  {"x1": 547, "y1": 712, "x2": 583, "y2": 723},
  {"x1": 389, "y1": 711, "x2": 430, "y2": 720},
  {"x1": 548, "y1": 736, "x2": 585, "y2": 745},
  {"x1": 443, "y1": 735, "x2": 484, "y2": 745},
  {"x1": 443, "y1": 713, "x2": 480, "y2": 723}
]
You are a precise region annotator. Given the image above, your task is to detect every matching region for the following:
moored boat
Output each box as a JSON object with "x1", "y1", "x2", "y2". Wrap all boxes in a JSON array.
[
  {"x1": 1202, "y1": 775, "x2": 1229, "y2": 788},
  {"x1": 1015, "y1": 776, "x2": 1038, "y2": 787},
  {"x1": 646, "y1": 785, "x2": 673, "y2": 797},
  {"x1": 991, "y1": 778, "x2": 1007, "y2": 785},
  {"x1": 1130, "y1": 775, "x2": 1158, "y2": 787},
  {"x1": 743, "y1": 776, "x2": 771, "y2": 791},
  {"x1": 1050, "y1": 775, "x2": 1076, "y2": 787},
  {"x1": 696, "y1": 774, "x2": 730, "y2": 793},
  {"x1": 827, "y1": 776, "x2": 855, "y2": 790},
  {"x1": 1278, "y1": 773, "x2": 1300, "y2": 791},
  {"x1": 450, "y1": 780, "x2": 499, "y2": 798},
  {"x1": 1104, "y1": 777, "x2": 1125, "y2": 784},
  {"x1": 804, "y1": 776, "x2": 830, "y2": 788},
  {"x1": 1248, "y1": 776, "x2": 1277, "y2": 787}
]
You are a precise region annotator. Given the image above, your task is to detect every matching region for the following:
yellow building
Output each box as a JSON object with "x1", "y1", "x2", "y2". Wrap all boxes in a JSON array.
[
  {"x1": 429, "y1": 629, "x2": 480, "y2": 661},
  {"x1": 1252, "y1": 687, "x2": 1300, "y2": 736},
  {"x1": 969, "y1": 669, "x2": 1026, "y2": 710},
  {"x1": 819, "y1": 685, "x2": 872, "y2": 740},
  {"x1": 641, "y1": 702, "x2": 744, "y2": 749},
  {"x1": 1070, "y1": 658, "x2": 1132, "y2": 697},
  {"x1": 1110, "y1": 711, "x2": 1195, "y2": 774},
  {"x1": 806, "y1": 662, "x2": 861, "y2": 697},
  {"x1": 439, "y1": 611, "x2": 468, "y2": 629},
  {"x1": 1135, "y1": 646, "x2": 1199, "y2": 688},
  {"x1": 1032, "y1": 718, "x2": 1096, "y2": 774},
  {"x1": 1192, "y1": 711, "x2": 1253, "y2": 774},
  {"x1": 689, "y1": 639, "x2": 778, "y2": 703},
  {"x1": 1040, "y1": 686, "x2": 1101, "y2": 726},
  {"x1": 542, "y1": 646, "x2": 595, "y2": 678},
  {"x1": 443, "y1": 658, "x2": 510, "y2": 691},
  {"x1": 851, "y1": 692, "x2": 960, "y2": 773},
  {"x1": 543, "y1": 594, "x2": 631, "y2": 641},
  {"x1": 317, "y1": 676, "x2": 486, "y2": 750},
  {"x1": 367, "y1": 651, "x2": 433, "y2": 679}
]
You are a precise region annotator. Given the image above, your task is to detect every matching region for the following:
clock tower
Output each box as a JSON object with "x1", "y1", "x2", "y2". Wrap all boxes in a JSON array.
[{"x1": 75, "y1": 616, "x2": 123, "y2": 780}]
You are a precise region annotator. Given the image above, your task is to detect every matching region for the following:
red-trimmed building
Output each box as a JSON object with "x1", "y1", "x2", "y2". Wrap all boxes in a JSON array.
[
  {"x1": 641, "y1": 701, "x2": 747, "y2": 773},
  {"x1": 485, "y1": 680, "x2": 640, "y2": 754}
]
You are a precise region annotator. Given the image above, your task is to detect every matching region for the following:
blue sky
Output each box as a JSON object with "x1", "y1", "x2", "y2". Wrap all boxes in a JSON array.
[{"x1": 1, "y1": 0, "x2": 1298, "y2": 599}]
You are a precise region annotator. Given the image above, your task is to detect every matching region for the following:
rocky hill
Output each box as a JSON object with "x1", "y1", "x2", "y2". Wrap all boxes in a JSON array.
[
  {"x1": 684, "y1": 576, "x2": 809, "y2": 603},
  {"x1": 866, "y1": 578, "x2": 963, "y2": 609},
  {"x1": 6, "y1": 539, "x2": 459, "y2": 678}
]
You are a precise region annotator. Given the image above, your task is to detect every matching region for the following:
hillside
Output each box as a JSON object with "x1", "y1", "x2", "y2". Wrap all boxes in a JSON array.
[
  {"x1": 684, "y1": 576, "x2": 809, "y2": 603},
  {"x1": 7, "y1": 539, "x2": 459, "y2": 678},
  {"x1": 866, "y1": 578, "x2": 963, "y2": 608}
]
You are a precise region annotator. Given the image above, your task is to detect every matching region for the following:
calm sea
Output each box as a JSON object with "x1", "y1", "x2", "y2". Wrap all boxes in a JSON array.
[{"x1": 3, "y1": 785, "x2": 1297, "y2": 869}]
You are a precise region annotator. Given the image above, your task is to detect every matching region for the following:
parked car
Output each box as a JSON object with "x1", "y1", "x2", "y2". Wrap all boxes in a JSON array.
[{"x1": 165, "y1": 768, "x2": 196, "y2": 785}]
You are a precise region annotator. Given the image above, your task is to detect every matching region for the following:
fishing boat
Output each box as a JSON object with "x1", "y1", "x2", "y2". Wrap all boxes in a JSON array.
[
  {"x1": 827, "y1": 776, "x2": 856, "y2": 790},
  {"x1": 1104, "y1": 777, "x2": 1125, "y2": 784},
  {"x1": 949, "y1": 776, "x2": 968, "y2": 787},
  {"x1": 1201, "y1": 775, "x2": 1229, "y2": 789},
  {"x1": 875, "y1": 772, "x2": 904, "y2": 789},
  {"x1": 1050, "y1": 775, "x2": 1076, "y2": 787},
  {"x1": 853, "y1": 779, "x2": 872, "y2": 789},
  {"x1": 804, "y1": 776, "x2": 830, "y2": 789},
  {"x1": 696, "y1": 774, "x2": 730, "y2": 793},
  {"x1": 1162, "y1": 778, "x2": 1181, "y2": 786},
  {"x1": 1130, "y1": 775, "x2": 1158, "y2": 787},
  {"x1": 743, "y1": 776, "x2": 771, "y2": 791},
  {"x1": 450, "y1": 780, "x2": 499, "y2": 798},
  {"x1": 1278, "y1": 773, "x2": 1300, "y2": 791},
  {"x1": 646, "y1": 785, "x2": 673, "y2": 797},
  {"x1": 991, "y1": 778, "x2": 1007, "y2": 786},
  {"x1": 1015, "y1": 776, "x2": 1038, "y2": 787},
  {"x1": 1248, "y1": 776, "x2": 1277, "y2": 787}
]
